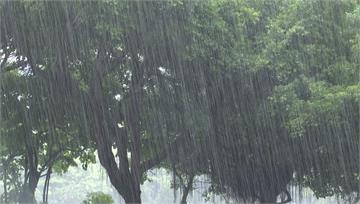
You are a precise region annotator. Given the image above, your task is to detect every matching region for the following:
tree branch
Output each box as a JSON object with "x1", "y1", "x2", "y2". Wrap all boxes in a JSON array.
[{"x1": 278, "y1": 189, "x2": 292, "y2": 204}]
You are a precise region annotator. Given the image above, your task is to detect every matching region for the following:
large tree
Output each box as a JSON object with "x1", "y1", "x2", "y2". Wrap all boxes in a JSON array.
[{"x1": 1, "y1": 1, "x2": 192, "y2": 203}]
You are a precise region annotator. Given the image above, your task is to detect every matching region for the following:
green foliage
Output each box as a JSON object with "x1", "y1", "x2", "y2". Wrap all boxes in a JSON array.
[
  {"x1": 1, "y1": 0, "x2": 359, "y2": 203},
  {"x1": 82, "y1": 192, "x2": 114, "y2": 204}
]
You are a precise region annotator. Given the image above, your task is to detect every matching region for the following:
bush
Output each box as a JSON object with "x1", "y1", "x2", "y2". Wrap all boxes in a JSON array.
[{"x1": 82, "y1": 192, "x2": 114, "y2": 204}]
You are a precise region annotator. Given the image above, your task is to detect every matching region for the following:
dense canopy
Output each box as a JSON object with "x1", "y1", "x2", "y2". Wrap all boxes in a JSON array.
[{"x1": 0, "y1": 0, "x2": 359, "y2": 203}]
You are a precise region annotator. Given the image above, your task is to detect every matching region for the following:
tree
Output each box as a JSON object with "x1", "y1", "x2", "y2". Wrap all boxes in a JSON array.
[
  {"x1": 0, "y1": 59, "x2": 95, "y2": 203},
  {"x1": 1, "y1": 1, "x2": 190, "y2": 203},
  {"x1": 0, "y1": 4, "x2": 95, "y2": 202},
  {"x1": 264, "y1": 0, "x2": 360, "y2": 200}
]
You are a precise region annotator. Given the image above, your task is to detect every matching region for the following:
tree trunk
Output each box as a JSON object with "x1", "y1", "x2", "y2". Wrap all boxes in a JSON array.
[
  {"x1": 19, "y1": 131, "x2": 40, "y2": 204},
  {"x1": 2, "y1": 160, "x2": 8, "y2": 204},
  {"x1": 180, "y1": 175, "x2": 194, "y2": 204},
  {"x1": 19, "y1": 171, "x2": 39, "y2": 204},
  {"x1": 259, "y1": 194, "x2": 277, "y2": 204},
  {"x1": 89, "y1": 48, "x2": 142, "y2": 204},
  {"x1": 125, "y1": 83, "x2": 142, "y2": 204},
  {"x1": 124, "y1": 192, "x2": 141, "y2": 204},
  {"x1": 42, "y1": 166, "x2": 52, "y2": 204}
]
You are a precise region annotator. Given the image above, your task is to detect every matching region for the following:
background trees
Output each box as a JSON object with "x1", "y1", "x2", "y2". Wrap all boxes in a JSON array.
[{"x1": 264, "y1": 0, "x2": 360, "y2": 199}]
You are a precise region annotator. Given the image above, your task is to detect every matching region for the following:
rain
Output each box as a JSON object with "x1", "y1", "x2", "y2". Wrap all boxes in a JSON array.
[{"x1": 0, "y1": 0, "x2": 359, "y2": 204}]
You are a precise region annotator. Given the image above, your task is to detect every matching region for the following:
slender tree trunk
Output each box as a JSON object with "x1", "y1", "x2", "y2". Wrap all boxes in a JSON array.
[
  {"x1": 42, "y1": 166, "x2": 52, "y2": 204},
  {"x1": 180, "y1": 175, "x2": 194, "y2": 204},
  {"x1": 2, "y1": 160, "x2": 8, "y2": 204}
]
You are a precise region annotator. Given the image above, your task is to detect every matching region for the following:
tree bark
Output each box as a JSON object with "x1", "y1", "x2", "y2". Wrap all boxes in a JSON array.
[
  {"x1": 180, "y1": 175, "x2": 194, "y2": 204},
  {"x1": 19, "y1": 118, "x2": 40, "y2": 204},
  {"x1": 89, "y1": 48, "x2": 142, "y2": 203},
  {"x1": 19, "y1": 170, "x2": 40, "y2": 204},
  {"x1": 125, "y1": 65, "x2": 143, "y2": 203},
  {"x1": 42, "y1": 166, "x2": 52, "y2": 204},
  {"x1": 2, "y1": 160, "x2": 8, "y2": 204},
  {"x1": 259, "y1": 194, "x2": 277, "y2": 204}
]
